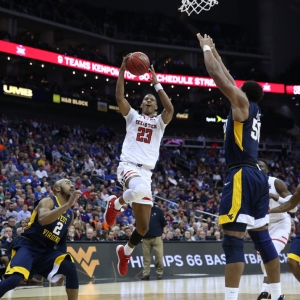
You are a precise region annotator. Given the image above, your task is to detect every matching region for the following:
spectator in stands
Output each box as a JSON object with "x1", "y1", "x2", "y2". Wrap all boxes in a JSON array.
[
  {"x1": 194, "y1": 229, "x2": 206, "y2": 241},
  {"x1": 36, "y1": 165, "x2": 48, "y2": 179},
  {"x1": 16, "y1": 227, "x2": 24, "y2": 236},
  {"x1": 51, "y1": 146, "x2": 62, "y2": 159},
  {"x1": 173, "y1": 228, "x2": 182, "y2": 241},
  {"x1": 164, "y1": 231, "x2": 175, "y2": 241},
  {"x1": 6, "y1": 203, "x2": 18, "y2": 220},
  {"x1": 214, "y1": 231, "x2": 222, "y2": 241},
  {"x1": 81, "y1": 228, "x2": 98, "y2": 242},
  {"x1": 73, "y1": 220, "x2": 84, "y2": 240},
  {"x1": 17, "y1": 204, "x2": 31, "y2": 222},
  {"x1": 95, "y1": 222, "x2": 106, "y2": 240},
  {"x1": 78, "y1": 206, "x2": 89, "y2": 223},
  {"x1": 180, "y1": 230, "x2": 192, "y2": 242},
  {"x1": 0, "y1": 209, "x2": 8, "y2": 224},
  {"x1": 112, "y1": 226, "x2": 121, "y2": 240},
  {"x1": 102, "y1": 231, "x2": 115, "y2": 242},
  {"x1": 119, "y1": 227, "x2": 132, "y2": 240},
  {"x1": 81, "y1": 175, "x2": 91, "y2": 187},
  {"x1": 0, "y1": 227, "x2": 13, "y2": 249},
  {"x1": 14, "y1": 198, "x2": 24, "y2": 213}
]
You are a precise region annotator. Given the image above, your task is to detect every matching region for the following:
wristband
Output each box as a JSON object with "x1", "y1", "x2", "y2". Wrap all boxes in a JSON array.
[
  {"x1": 203, "y1": 45, "x2": 211, "y2": 52},
  {"x1": 154, "y1": 83, "x2": 163, "y2": 92},
  {"x1": 277, "y1": 195, "x2": 292, "y2": 204}
]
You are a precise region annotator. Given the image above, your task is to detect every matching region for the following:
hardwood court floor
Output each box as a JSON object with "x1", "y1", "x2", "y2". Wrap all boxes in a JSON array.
[{"x1": 2, "y1": 273, "x2": 299, "y2": 300}]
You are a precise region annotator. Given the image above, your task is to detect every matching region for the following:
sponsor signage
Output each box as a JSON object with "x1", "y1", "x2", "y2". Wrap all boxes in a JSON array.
[
  {"x1": 176, "y1": 113, "x2": 189, "y2": 120},
  {"x1": 286, "y1": 85, "x2": 300, "y2": 95},
  {"x1": 53, "y1": 94, "x2": 89, "y2": 107},
  {"x1": 67, "y1": 242, "x2": 291, "y2": 283},
  {"x1": 0, "y1": 40, "x2": 285, "y2": 93},
  {"x1": 206, "y1": 115, "x2": 227, "y2": 123},
  {"x1": 3, "y1": 84, "x2": 33, "y2": 98},
  {"x1": 97, "y1": 101, "x2": 108, "y2": 112}
]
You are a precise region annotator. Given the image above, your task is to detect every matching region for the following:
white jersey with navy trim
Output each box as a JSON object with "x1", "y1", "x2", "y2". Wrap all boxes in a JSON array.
[
  {"x1": 120, "y1": 108, "x2": 166, "y2": 169},
  {"x1": 268, "y1": 176, "x2": 289, "y2": 223}
]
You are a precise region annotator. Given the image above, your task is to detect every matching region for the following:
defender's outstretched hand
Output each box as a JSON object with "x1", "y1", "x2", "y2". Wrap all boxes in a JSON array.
[{"x1": 196, "y1": 33, "x2": 213, "y2": 50}]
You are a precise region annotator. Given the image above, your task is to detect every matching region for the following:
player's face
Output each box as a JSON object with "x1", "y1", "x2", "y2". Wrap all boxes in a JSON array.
[
  {"x1": 141, "y1": 94, "x2": 157, "y2": 115},
  {"x1": 59, "y1": 179, "x2": 75, "y2": 196},
  {"x1": 257, "y1": 161, "x2": 268, "y2": 174}
]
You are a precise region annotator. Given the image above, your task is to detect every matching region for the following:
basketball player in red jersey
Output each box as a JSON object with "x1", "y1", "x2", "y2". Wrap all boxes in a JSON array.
[{"x1": 104, "y1": 54, "x2": 174, "y2": 276}]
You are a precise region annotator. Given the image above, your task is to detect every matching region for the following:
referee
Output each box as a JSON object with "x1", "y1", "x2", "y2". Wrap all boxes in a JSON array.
[{"x1": 141, "y1": 203, "x2": 167, "y2": 280}]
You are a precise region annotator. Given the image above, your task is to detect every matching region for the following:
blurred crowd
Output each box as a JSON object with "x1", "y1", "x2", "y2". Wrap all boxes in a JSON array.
[
  {"x1": 0, "y1": 112, "x2": 299, "y2": 253},
  {"x1": 0, "y1": 0, "x2": 260, "y2": 54}
]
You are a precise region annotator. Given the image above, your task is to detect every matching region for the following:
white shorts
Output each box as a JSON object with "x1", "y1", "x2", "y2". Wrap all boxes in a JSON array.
[
  {"x1": 117, "y1": 162, "x2": 153, "y2": 206},
  {"x1": 269, "y1": 216, "x2": 291, "y2": 253}
]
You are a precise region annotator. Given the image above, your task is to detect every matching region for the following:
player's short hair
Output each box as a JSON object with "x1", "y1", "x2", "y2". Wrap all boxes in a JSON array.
[
  {"x1": 241, "y1": 81, "x2": 264, "y2": 103},
  {"x1": 257, "y1": 158, "x2": 269, "y2": 169}
]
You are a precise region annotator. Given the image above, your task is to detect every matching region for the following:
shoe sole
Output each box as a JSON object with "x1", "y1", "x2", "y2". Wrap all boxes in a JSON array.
[
  {"x1": 116, "y1": 245, "x2": 124, "y2": 276},
  {"x1": 104, "y1": 197, "x2": 116, "y2": 226}
]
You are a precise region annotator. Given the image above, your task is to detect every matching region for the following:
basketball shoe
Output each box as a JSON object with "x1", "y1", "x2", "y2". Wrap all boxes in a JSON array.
[
  {"x1": 257, "y1": 292, "x2": 269, "y2": 300},
  {"x1": 104, "y1": 195, "x2": 120, "y2": 226},
  {"x1": 116, "y1": 245, "x2": 131, "y2": 276}
]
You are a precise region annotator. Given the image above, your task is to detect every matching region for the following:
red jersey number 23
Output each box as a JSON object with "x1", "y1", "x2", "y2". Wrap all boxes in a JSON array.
[{"x1": 136, "y1": 127, "x2": 153, "y2": 144}]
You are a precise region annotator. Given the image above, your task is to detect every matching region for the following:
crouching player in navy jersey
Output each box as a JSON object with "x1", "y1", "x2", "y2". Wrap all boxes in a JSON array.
[
  {"x1": 0, "y1": 179, "x2": 81, "y2": 300},
  {"x1": 196, "y1": 32, "x2": 283, "y2": 300}
]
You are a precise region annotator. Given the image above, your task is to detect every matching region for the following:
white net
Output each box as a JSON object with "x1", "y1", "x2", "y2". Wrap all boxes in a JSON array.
[{"x1": 178, "y1": 0, "x2": 219, "y2": 15}]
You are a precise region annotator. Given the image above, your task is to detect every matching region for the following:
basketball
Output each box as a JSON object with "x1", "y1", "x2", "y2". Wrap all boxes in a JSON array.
[{"x1": 126, "y1": 52, "x2": 150, "y2": 76}]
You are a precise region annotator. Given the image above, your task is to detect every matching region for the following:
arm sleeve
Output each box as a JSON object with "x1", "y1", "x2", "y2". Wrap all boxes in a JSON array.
[{"x1": 55, "y1": 231, "x2": 68, "y2": 253}]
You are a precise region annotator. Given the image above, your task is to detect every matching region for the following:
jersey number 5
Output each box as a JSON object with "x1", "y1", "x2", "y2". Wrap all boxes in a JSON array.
[
  {"x1": 136, "y1": 127, "x2": 153, "y2": 144},
  {"x1": 53, "y1": 221, "x2": 63, "y2": 235},
  {"x1": 251, "y1": 118, "x2": 261, "y2": 141}
]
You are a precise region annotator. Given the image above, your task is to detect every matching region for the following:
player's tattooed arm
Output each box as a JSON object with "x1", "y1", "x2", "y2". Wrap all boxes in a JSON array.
[{"x1": 116, "y1": 54, "x2": 131, "y2": 116}]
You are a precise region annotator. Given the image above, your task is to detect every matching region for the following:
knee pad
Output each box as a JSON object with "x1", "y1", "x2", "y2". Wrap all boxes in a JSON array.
[
  {"x1": 248, "y1": 230, "x2": 278, "y2": 264},
  {"x1": 58, "y1": 259, "x2": 79, "y2": 289},
  {"x1": 222, "y1": 234, "x2": 244, "y2": 264},
  {"x1": 132, "y1": 184, "x2": 148, "y2": 200},
  {"x1": 129, "y1": 177, "x2": 150, "y2": 199},
  {"x1": 129, "y1": 229, "x2": 144, "y2": 246}
]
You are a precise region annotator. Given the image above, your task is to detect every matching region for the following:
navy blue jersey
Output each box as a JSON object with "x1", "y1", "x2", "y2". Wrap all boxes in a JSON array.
[
  {"x1": 224, "y1": 102, "x2": 261, "y2": 165},
  {"x1": 22, "y1": 195, "x2": 73, "y2": 248}
]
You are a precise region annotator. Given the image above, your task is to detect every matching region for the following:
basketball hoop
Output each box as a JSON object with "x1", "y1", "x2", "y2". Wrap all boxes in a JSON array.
[{"x1": 178, "y1": 0, "x2": 219, "y2": 15}]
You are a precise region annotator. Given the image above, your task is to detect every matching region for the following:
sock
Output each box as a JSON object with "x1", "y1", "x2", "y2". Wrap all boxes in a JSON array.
[
  {"x1": 269, "y1": 282, "x2": 281, "y2": 300},
  {"x1": 124, "y1": 243, "x2": 134, "y2": 256},
  {"x1": 225, "y1": 287, "x2": 239, "y2": 300},
  {"x1": 261, "y1": 282, "x2": 269, "y2": 293},
  {"x1": 114, "y1": 198, "x2": 122, "y2": 210}
]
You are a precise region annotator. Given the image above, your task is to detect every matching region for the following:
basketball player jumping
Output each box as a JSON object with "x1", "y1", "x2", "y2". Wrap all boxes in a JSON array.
[
  {"x1": 196, "y1": 33, "x2": 283, "y2": 300},
  {"x1": 257, "y1": 159, "x2": 296, "y2": 299},
  {"x1": 104, "y1": 54, "x2": 174, "y2": 276},
  {"x1": 0, "y1": 179, "x2": 81, "y2": 299},
  {"x1": 269, "y1": 184, "x2": 300, "y2": 284}
]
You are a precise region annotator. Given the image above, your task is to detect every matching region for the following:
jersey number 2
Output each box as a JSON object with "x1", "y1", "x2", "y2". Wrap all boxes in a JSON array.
[
  {"x1": 136, "y1": 127, "x2": 153, "y2": 144},
  {"x1": 53, "y1": 222, "x2": 63, "y2": 235}
]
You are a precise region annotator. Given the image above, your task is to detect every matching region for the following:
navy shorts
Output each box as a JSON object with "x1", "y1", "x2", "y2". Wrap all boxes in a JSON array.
[
  {"x1": 219, "y1": 166, "x2": 269, "y2": 229},
  {"x1": 5, "y1": 237, "x2": 73, "y2": 282},
  {"x1": 288, "y1": 234, "x2": 300, "y2": 262}
]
